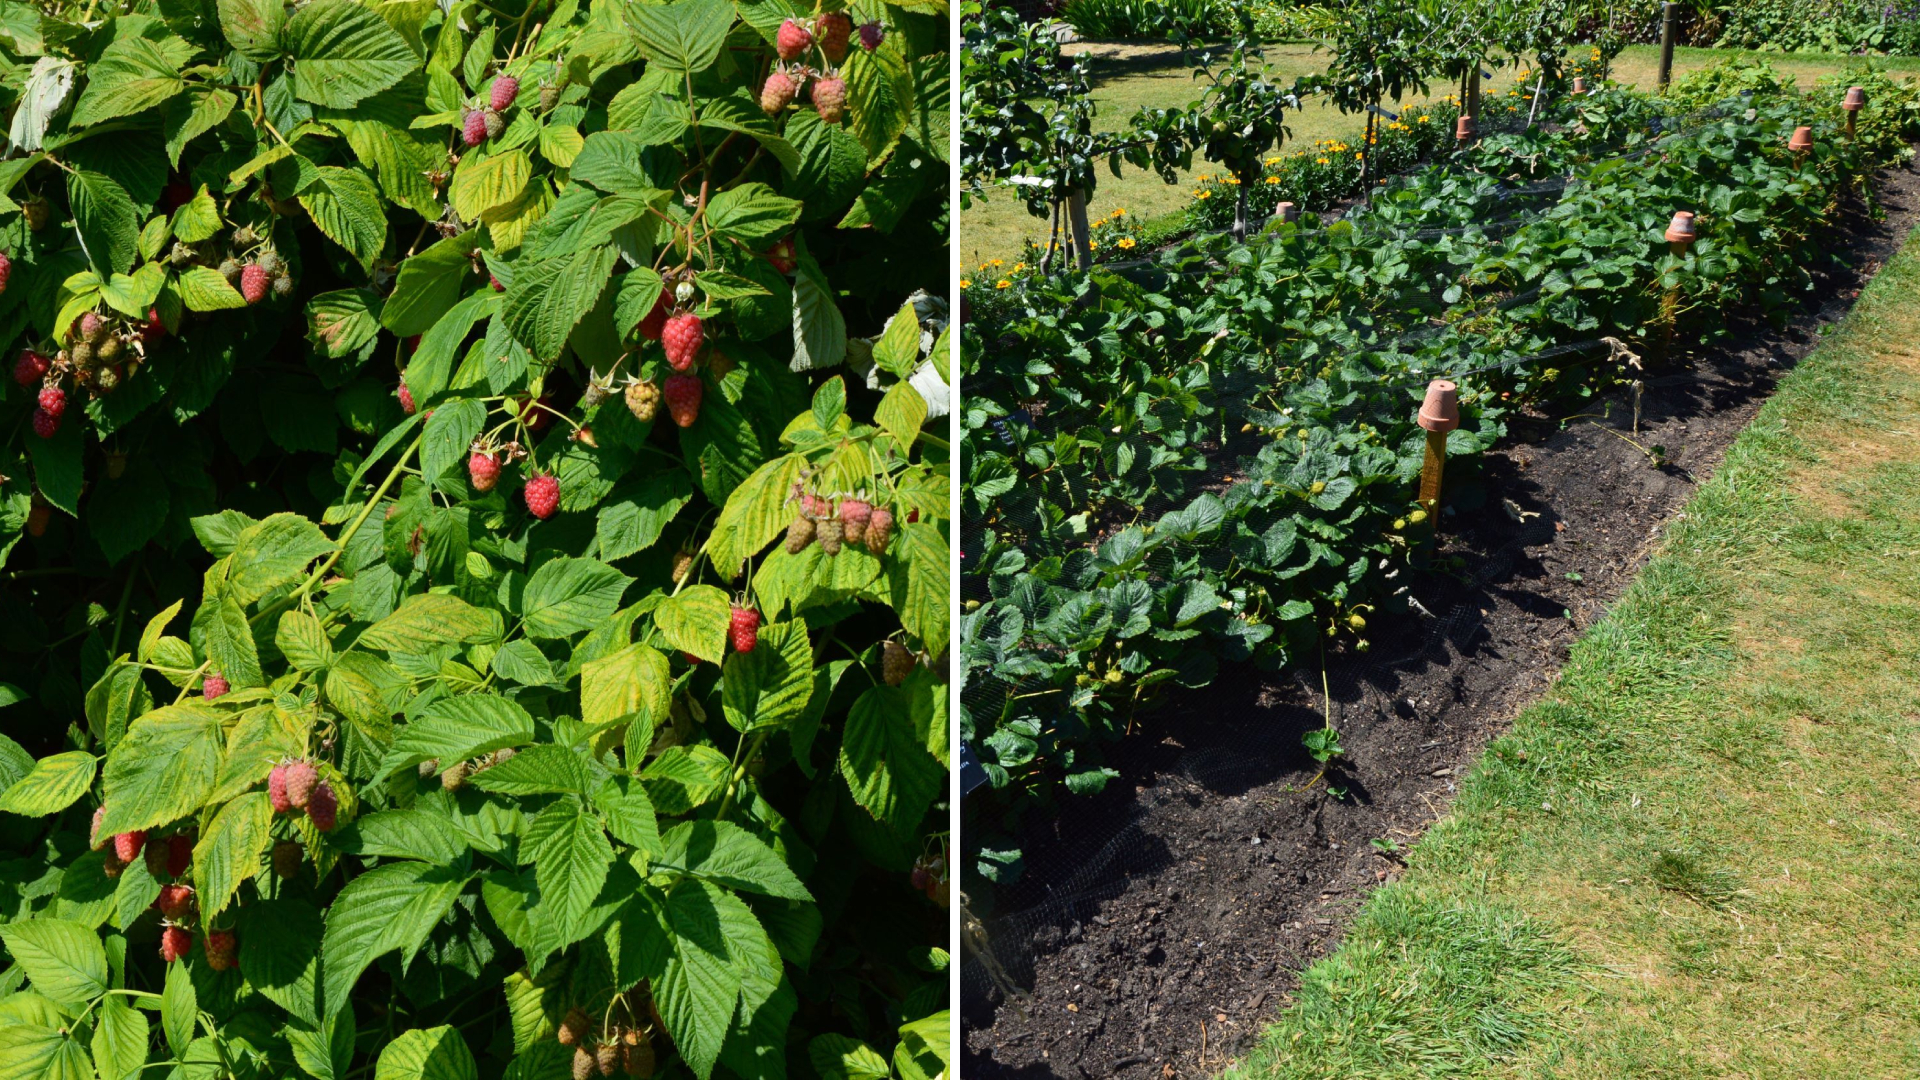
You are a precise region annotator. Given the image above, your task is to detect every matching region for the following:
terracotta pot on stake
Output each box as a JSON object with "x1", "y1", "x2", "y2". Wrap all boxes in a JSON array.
[
  {"x1": 1272, "y1": 201, "x2": 1300, "y2": 225},
  {"x1": 1657, "y1": 211, "x2": 1696, "y2": 364},
  {"x1": 1455, "y1": 115, "x2": 1476, "y2": 145},
  {"x1": 1788, "y1": 125, "x2": 1814, "y2": 169},
  {"x1": 1571, "y1": 76, "x2": 1587, "y2": 96},
  {"x1": 1416, "y1": 380, "x2": 1459, "y2": 531},
  {"x1": 1843, "y1": 86, "x2": 1865, "y2": 141}
]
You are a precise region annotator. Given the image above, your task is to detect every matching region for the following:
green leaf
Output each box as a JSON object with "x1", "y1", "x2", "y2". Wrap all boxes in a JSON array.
[
  {"x1": 705, "y1": 183, "x2": 801, "y2": 247},
  {"x1": 360, "y1": 593, "x2": 493, "y2": 652},
  {"x1": 875, "y1": 382, "x2": 927, "y2": 452},
  {"x1": 0, "y1": 920, "x2": 107, "y2": 1006},
  {"x1": 373, "y1": 693, "x2": 534, "y2": 781},
  {"x1": 842, "y1": 39, "x2": 914, "y2": 162},
  {"x1": 162, "y1": 959, "x2": 195, "y2": 1056},
  {"x1": 277, "y1": 610, "x2": 335, "y2": 671},
  {"x1": 405, "y1": 291, "x2": 493, "y2": 403},
  {"x1": 164, "y1": 88, "x2": 237, "y2": 168},
  {"x1": 191, "y1": 791, "x2": 272, "y2": 927},
  {"x1": 375, "y1": 1026, "x2": 478, "y2": 1080},
  {"x1": 73, "y1": 38, "x2": 186, "y2": 127},
  {"x1": 92, "y1": 996, "x2": 149, "y2": 1080},
  {"x1": 894, "y1": 1011, "x2": 949, "y2": 1080},
  {"x1": 522, "y1": 557, "x2": 631, "y2": 639},
  {"x1": 623, "y1": 0, "x2": 734, "y2": 73},
  {"x1": 596, "y1": 471, "x2": 693, "y2": 563},
  {"x1": 97, "y1": 704, "x2": 223, "y2": 835},
  {"x1": 656, "y1": 820, "x2": 810, "y2": 901},
  {"x1": 648, "y1": 881, "x2": 740, "y2": 1080},
  {"x1": 420, "y1": 398, "x2": 488, "y2": 486},
  {"x1": 170, "y1": 185, "x2": 222, "y2": 242},
  {"x1": 450, "y1": 150, "x2": 531, "y2": 224},
  {"x1": 288, "y1": 0, "x2": 418, "y2": 108},
  {"x1": 308, "y1": 288, "x2": 384, "y2": 359},
  {"x1": 321, "y1": 860, "x2": 472, "y2": 1018},
  {"x1": 891, "y1": 521, "x2": 948, "y2": 655},
  {"x1": 177, "y1": 265, "x2": 247, "y2": 310},
  {"x1": 703, "y1": 453, "x2": 805, "y2": 580},
  {"x1": 520, "y1": 797, "x2": 612, "y2": 941},
  {"x1": 0, "y1": 1023, "x2": 89, "y2": 1080},
  {"x1": 240, "y1": 897, "x2": 325, "y2": 1023},
  {"x1": 721, "y1": 620, "x2": 811, "y2": 734},
  {"x1": 594, "y1": 777, "x2": 662, "y2": 860},
  {"x1": 653, "y1": 584, "x2": 730, "y2": 664},
  {"x1": 837, "y1": 685, "x2": 942, "y2": 835},
  {"x1": 287, "y1": 1008, "x2": 355, "y2": 1080},
  {"x1": 0, "y1": 753, "x2": 95, "y2": 817},
  {"x1": 69, "y1": 170, "x2": 139, "y2": 276},
  {"x1": 790, "y1": 269, "x2": 846, "y2": 371},
  {"x1": 580, "y1": 641, "x2": 670, "y2": 732},
  {"x1": 503, "y1": 245, "x2": 617, "y2": 361},
  {"x1": 227, "y1": 513, "x2": 335, "y2": 604},
  {"x1": 810, "y1": 1035, "x2": 891, "y2": 1080},
  {"x1": 300, "y1": 166, "x2": 387, "y2": 272},
  {"x1": 218, "y1": 0, "x2": 285, "y2": 61},
  {"x1": 469, "y1": 744, "x2": 593, "y2": 797},
  {"x1": 382, "y1": 230, "x2": 480, "y2": 336},
  {"x1": 88, "y1": 458, "x2": 171, "y2": 565},
  {"x1": 872, "y1": 301, "x2": 920, "y2": 376}
]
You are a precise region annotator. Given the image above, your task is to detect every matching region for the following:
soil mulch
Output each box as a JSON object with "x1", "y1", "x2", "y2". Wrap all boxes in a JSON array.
[{"x1": 960, "y1": 159, "x2": 1920, "y2": 1079}]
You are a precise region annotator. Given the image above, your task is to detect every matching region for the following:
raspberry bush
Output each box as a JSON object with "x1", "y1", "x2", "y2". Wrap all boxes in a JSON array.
[{"x1": 0, "y1": 0, "x2": 951, "y2": 1076}]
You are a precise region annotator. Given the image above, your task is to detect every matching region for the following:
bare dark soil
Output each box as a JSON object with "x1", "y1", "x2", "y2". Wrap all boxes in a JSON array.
[{"x1": 960, "y1": 160, "x2": 1920, "y2": 1079}]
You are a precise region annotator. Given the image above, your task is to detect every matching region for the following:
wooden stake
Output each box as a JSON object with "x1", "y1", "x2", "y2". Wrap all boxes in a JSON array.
[
  {"x1": 1066, "y1": 189, "x2": 1093, "y2": 271},
  {"x1": 1658, "y1": 2, "x2": 1676, "y2": 91},
  {"x1": 1416, "y1": 380, "x2": 1460, "y2": 528}
]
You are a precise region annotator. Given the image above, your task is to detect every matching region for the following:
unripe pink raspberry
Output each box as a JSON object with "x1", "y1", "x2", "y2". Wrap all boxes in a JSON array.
[
  {"x1": 812, "y1": 76, "x2": 847, "y2": 124},
  {"x1": 0, "y1": 251, "x2": 12, "y2": 294},
  {"x1": 524, "y1": 473, "x2": 560, "y2": 519},
  {"x1": 776, "y1": 18, "x2": 812, "y2": 60},
  {"x1": 662, "y1": 312, "x2": 702, "y2": 371},
  {"x1": 839, "y1": 498, "x2": 873, "y2": 543},
  {"x1": 90, "y1": 807, "x2": 107, "y2": 850},
  {"x1": 469, "y1": 450, "x2": 500, "y2": 492},
  {"x1": 241, "y1": 264, "x2": 269, "y2": 304},
  {"x1": 160, "y1": 926, "x2": 191, "y2": 963},
  {"x1": 865, "y1": 506, "x2": 895, "y2": 553},
  {"x1": 114, "y1": 830, "x2": 147, "y2": 864},
  {"x1": 490, "y1": 75, "x2": 519, "y2": 111},
  {"x1": 205, "y1": 930, "x2": 237, "y2": 971},
  {"x1": 306, "y1": 780, "x2": 338, "y2": 831},
  {"x1": 203, "y1": 672, "x2": 228, "y2": 699},
  {"x1": 268, "y1": 763, "x2": 292, "y2": 813},
  {"x1": 462, "y1": 109, "x2": 488, "y2": 146},
  {"x1": 817, "y1": 12, "x2": 852, "y2": 64},
  {"x1": 399, "y1": 382, "x2": 416, "y2": 415},
  {"x1": 284, "y1": 759, "x2": 318, "y2": 809},
  {"x1": 761, "y1": 70, "x2": 798, "y2": 116}
]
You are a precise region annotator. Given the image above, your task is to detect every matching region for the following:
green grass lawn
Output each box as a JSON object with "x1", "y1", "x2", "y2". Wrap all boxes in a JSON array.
[
  {"x1": 1225, "y1": 216, "x2": 1920, "y2": 1077},
  {"x1": 961, "y1": 43, "x2": 1920, "y2": 269}
]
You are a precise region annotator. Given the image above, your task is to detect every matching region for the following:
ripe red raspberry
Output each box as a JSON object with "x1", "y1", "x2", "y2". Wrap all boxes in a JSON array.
[
  {"x1": 524, "y1": 473, "x2": 560, "y2": 519},
  {"x1": 203, "y1": 672, "x2": 229, "y2": 699},
  {"x1": 146, "y1": 841, "x2": 170, "y2": 880},
  {"x1": 469, "y1": 451, "x2": 500, "y2": 492},
  {"x1": 160, "y1": 926, "x2": 192, "y2": 963},
  {"x1": 663, "y1": 373, "x2": 702, "y2": 427},
  {"x1": 839, "y1": 499, "x2": 872, "y2": 543},
  {"x1": 205, "y1": 929, "x2": 237, "y2": 971},
  {"x1": 761, "y1": 70, "x2": 797, "y2": 116},
  {"x1": 662, "y1": 312, "x2": 702, "y2": 371},
  {"x1": 0, "y1": 251, "x2": 12, "y2": 294},
  {"x1": 31, "y1": 408, "x2": 58, "y2": 439},
  {"x1": 859, "y1": 21, "x2": 883, "y2": 50},
  {"x1": 881, "y1": 640, "x2": 913, "y2": 686},
  {"x1": 776, "y1": 18, "x2": 812, "y2": 60},
  {"x1": 462, "y1": 109, "x2": 488, "y2": 146},
  {"x1": 399, "y1": 382, "x2": 416, "y2": 415},
  {"x1": 284, "y1": 759, "x2": 318, "y2": 809},
  {"x1": 91, "y1": 807, "x2": 107, "y2": 850},
  {"x1": 13, "y1": 349, "x2": 48, "y2": 386},
  {"x1": 636, "y1": 292, "x2": 671, "y2": 339},
  {"x1": 818, "y1": 12, "x2": 852, "y2": 64},
  {"x1": 37, "y1": 385, "x2": 65, "y2": 418},
  {"x1": 490, "y1": 75, "x2": 519, "y2": 111},
  {"x1": 729, "y1": 605, "x2": 761, "y2": 653},
  {"x1": 490, "y1": 274, "x2": 505, "y2": 292},
  {"x1": 307, "y1": 780, "x2": 338, "y2": 831},
  {"x1": 241, "y1": 264, "x2": 269, "y2": 304},
  {"x1": 113, "y1": 830, "x2": 146, "y2": 864},
  {"x1": 168, "y1": 834, "x2": 192, "y2": 877},
  {"x1": 143, "y1": 307, "x2": 166, "y2": 341},
  {"x1": 268, "y1": 763, "x2": 292, "y2": 813},
  {"x1": 865, "y1": 506, "x2": 895, "y2": 553},
  {"x1": 406, "y1": 335, "x2": 420, "y2": 354},
  {"x1": 813, "y1": 76, "x2": 847, "y2": 124},
  {"x1": 157, "y1": 884, "x2": 197, "y2": 921}
]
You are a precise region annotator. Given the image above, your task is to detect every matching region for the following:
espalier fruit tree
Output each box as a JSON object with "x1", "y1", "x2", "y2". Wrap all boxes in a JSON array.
[{"x1": 0, "y1": 0, "x2": 951, "y2": 1077}]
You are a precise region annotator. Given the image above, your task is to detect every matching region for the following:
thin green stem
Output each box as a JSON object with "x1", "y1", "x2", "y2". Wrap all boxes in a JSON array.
[{"x1": 252, "y1": 432, "x2": 425, "y2": 628}]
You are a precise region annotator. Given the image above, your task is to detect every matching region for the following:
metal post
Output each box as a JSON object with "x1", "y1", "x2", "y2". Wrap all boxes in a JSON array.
[
  {"x1": 1065, "y1": 189, "x2": 1092, "y2": 270},
  {"x1": 1658, "y1": 2, "x2": 1676, "y2": 92}
]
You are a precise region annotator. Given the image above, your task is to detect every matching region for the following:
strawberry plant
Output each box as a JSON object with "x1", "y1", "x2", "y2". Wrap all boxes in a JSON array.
[{"x1": 0, "y1": 0, "x2": 952, "y2": 1076}]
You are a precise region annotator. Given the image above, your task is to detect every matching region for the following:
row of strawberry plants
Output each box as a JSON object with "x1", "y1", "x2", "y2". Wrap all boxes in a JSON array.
[
  {"x1": 960, "y1": 76, "x2": 1916, "y2": 889},
  {"x1": 0, "y1": 0, "x2": 952, "y2": 1077}
]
